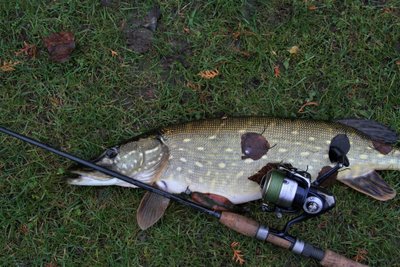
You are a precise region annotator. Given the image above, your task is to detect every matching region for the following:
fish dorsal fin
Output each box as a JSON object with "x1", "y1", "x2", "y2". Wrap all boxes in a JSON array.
[
  {"x1": 336, "y1": 119, "x2": 399, "y2": 144},
  {"x1": 137, "y1": 191, "x2": 170, "y2": 230},
  {"x1": 338, "y1": 170, "x2": 396, "y2": 201}
]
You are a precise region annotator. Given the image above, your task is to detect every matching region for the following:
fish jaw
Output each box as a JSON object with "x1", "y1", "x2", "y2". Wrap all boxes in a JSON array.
[
  {"x1": 67, "y1": 137, "x2": 170, "y2": 188},
  {"x1": 67, "y1": 170, "x2": 138, "y2": 187}
]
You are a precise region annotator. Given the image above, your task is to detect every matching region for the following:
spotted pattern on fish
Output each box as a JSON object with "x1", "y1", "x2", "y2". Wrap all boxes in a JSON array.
[{"x1": 69, "y1": 118, "x2": 400, "y2": 203}]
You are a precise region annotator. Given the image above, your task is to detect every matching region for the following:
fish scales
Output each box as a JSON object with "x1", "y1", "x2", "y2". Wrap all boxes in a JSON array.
[
  {"x1": 157, "y1": 118, "x2": 386, "y2": 203},
  {"x1": 69, "y1": 117, "x2": 400, "y2": 204}
]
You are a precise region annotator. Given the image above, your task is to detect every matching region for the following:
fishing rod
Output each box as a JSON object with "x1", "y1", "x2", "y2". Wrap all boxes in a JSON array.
[{"x1": 0, "y1": 126, "x2": 366, "y2": 267}]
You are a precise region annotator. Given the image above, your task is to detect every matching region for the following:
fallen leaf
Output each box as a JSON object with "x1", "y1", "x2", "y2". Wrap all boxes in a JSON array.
[
  {"x1": 45, "y1": 261, "x2": 58, "y2": 267},
  {"x1": 248, "y1": 163, "x2": 282, "y2": 184},
  {"x1": 288, "y1": 45, "x2": 300, "y2": 55},
  {"x1": 198, "y1": 69, "x2": 219, "y2": 79},
  {"x1": 49, "y1": 96, "x2": 63, "y2": 107},
  {"x1": 396, "y1": 60, "x2": 400, "y2": 65},
  {"x1": 232, "y1": 31, "x2": 241, "y2": 40},
  {"x1": 298, "y1": 101, "x2": 319, "y2": 113},
  {"x1": 273, "y1": 65, "x2": 280, "y2": 77},
  {"x1": 231, "y1": 26, "x2": 255, "y2": 40},
  {"x1": 15, "y1": 41, "x2": 37, "y2": 58},
  {"x1": 316, "y1": 166, "x2": 338, "y2": 187},
  {"x1": 110, "y1": 50, "x2": 118, "y2": 57},
  {"x1": 183, "y1": 27, "x2": 190, "y2": 34},
  {"x1": 0, "y1": 60, "x2": 20, "y2": 72},
  {"x1": 186, "y1": 81, "x2": 201, "y2": 91},
  {"x1": 308, "y1": 5, "x2": 317, "y2": 11},
  {"x1": 382, "y1": 7, "x2": 393, "y2": 14},
  {"x1": 241, "y1": 132, "x2": 271, "y2": 160},
  {"x1": 353, "y1": 248, "x2": 368, "y2": 263},
  {"x1": 231, "y1": 242, "x2": 245, "y2": 265},
  {"x1": 43, "y1": 31, "x2": 75, "y2": 63},
  {"x1": 19, "y1": 224, "x2": 29, "y2": 235}
]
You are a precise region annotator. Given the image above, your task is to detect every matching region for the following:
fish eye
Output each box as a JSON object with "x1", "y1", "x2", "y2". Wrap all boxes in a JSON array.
[{"x1": 105, "y1": 147, "x2": 119, "y2": 158}]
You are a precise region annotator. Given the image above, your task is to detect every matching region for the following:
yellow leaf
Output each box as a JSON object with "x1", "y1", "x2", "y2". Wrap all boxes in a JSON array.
[
  {"x1": 0, "y1": 60, "x2": 20, "y2": 72},
  {"x1": 198, "y1": 69, "x2": 219, "y2": 79},
  {"x1": 110, "y1": 50, "x2": 118, "y2": 57},
  {"x1": 288, "y1": 45, "x2": 300, "y2": 55}
]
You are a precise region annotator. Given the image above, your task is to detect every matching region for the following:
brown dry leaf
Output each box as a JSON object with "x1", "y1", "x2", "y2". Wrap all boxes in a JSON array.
[
  {"x1": 288, "y1": 45, "x2": 300, "y2": 55},
  {"x1": 183, "y1": 27, "x2": 190, "y2": 34},
  {"x1": 110, "y1": 50, "x2": 118, "y2": 57},
  {"x1": 186, "y1": 81, "x2": 201, "y2": 91},
  {"x1": 0, "y1": 60, "x2": 20, "y2": 72},
  {"x1": 396, "y1": 60, "x2": 400, "y2": 65},
  {"x1": 308, "y1": 5, "x2": 317, "y2": 11},
  {"x1": 232, "y1": 30, "x2": 256, "y2": 40},
  {"x1": 273, "y1": 65, "x2": 280, "y2": 77},
  {"x1": 15, "y1": 41, "x2": 37, "y2": 58},
  {"x1": 353, "y1": 248, "x2": 368, "y2": 263},
  {"x1": 232, "y1": 31, "x2": 241, "y2": 40},
  {"x1": 231, "y1": 242, "x2": 245, "y2": 265},
  {"x1": 382, "y1": 7, "x2": 393, "y2": 14},
  {"x1": 45, "y1": 261, "x2": 58, "y2": 267},
  {"x1": 298, "y1": 101, "x2": 319, "y2": 113},
  {"x1": 43, "y1": 32, "x2": 75, "y2": 63},
  {"x1": 49, "y1": 96, "x2": 63, "y2": 107},
  {"x1": 19, "y1": 224, "x2": 29, "y2": 235},
  {"x1": 198, "y1": 69, "x2": 219, "y2": 79}
]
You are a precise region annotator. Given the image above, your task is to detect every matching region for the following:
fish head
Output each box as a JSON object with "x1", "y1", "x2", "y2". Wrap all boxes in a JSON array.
[{"x1": 67, "y1": 137, "x2": 169, "y2": 187}]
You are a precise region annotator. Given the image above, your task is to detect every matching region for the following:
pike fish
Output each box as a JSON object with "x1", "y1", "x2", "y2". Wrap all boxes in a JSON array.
[{"x1": 68, "y1": 117, "x2": 400, "y2": 229}]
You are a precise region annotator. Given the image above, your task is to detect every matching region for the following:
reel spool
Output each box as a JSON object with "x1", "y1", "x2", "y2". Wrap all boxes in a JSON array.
[
  {"x1": 261, "y1": 167, "x2": 337, "y2": 214},
  {"x1": 259, "y1": 134, "x2": 351, "y2": 235}
]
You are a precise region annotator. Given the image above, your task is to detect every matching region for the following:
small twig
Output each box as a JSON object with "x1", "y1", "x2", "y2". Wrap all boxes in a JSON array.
[{"x1": 298, "y1": 101, "x2": 319, "y2": 113}]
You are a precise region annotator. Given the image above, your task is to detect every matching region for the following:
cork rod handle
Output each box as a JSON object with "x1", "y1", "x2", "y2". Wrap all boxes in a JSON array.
[
  {"x1": 219, "y1": 212, "x2": 294, "y2": 249},
  {"x1": 320, "y1": 250, "x2": 368, "y2": 267},
  {"x1": 219, "y1": 212, "x2": 368, "y2": 267}
]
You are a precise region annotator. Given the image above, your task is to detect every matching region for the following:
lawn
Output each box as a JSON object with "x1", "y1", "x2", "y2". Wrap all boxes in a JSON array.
[{"x1": 1, "y1": 0, "x2": 399, "y2": 266}]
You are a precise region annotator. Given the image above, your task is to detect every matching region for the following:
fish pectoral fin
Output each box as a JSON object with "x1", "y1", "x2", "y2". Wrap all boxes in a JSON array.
[
  {"x1": 136, "y1": 191, "x2": 170, "y2": 230},
  {"x1": 338, "y1": 170, "x2": 396, "y2": 201}
]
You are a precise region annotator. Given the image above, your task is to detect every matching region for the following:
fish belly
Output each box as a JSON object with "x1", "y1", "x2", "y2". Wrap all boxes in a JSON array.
[{"x1": 156, "y1": 118, "x2": 370, "y2": 204}]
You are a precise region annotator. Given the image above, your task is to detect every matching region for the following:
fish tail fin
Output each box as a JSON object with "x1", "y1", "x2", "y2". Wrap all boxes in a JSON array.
[{"x1": 337, "y1": 167, "x2": 396, "y2": 201}]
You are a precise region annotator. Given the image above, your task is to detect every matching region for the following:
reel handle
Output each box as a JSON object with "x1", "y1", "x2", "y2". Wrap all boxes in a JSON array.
[{"x1": 219, "y1": 212, "x2": 367, "y2": 267}]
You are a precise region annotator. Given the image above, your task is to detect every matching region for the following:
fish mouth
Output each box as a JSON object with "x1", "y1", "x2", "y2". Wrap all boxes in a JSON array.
[
  {"x1": 66, "y1": 169, "x2": 138, "y2": 188},
  {"x1": 66, "y1": 169, "x2": 113, "y2": 186}
]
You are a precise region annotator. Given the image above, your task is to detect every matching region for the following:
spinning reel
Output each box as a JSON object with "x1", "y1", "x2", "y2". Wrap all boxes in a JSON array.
[{"x1": 259, "y1": 134, "x2": 351, "y2": 235}]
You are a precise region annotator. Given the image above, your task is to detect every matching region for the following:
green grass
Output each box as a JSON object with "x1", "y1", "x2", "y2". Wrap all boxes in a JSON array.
[{"x1": 1, "y1": 0, "x2": 400, "y2": 266}]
